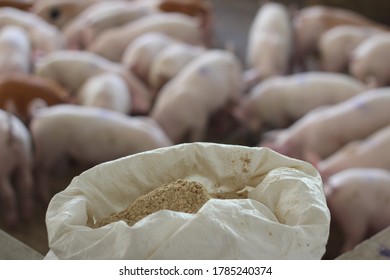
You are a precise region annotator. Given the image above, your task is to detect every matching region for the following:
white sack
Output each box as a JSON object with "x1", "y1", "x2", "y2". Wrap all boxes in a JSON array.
[{"x1": 46, "y1": 142, "x2": 330, "y2": 259}]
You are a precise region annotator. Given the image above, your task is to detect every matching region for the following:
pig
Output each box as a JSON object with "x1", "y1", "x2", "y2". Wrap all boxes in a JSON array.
[
  {"x1": 150, "y1": 49, "x2": 243, "y2": 143},
  {"x1": 31, "y1": 0, "x2": 101, "y2": 29},
  {"x1": 0, "y1": 73, "x2": 69, "y2": 124},
  {"x1": 121, "y1": 32, "x2": 176, "y2": 84},
  {"x1": 349, "y1": 33, "x2": 390, "y2": 87},
  {"x1": 0, "y1": 1, "x2": 33, "y2": 11},
  {"x1": 63, "y1": 1, "x2": 157, "y2": 49},
  {"x1": 324, "y1": 168, "x2": 390, "y2": 253},
  {"x1": 318, "y1": 25, "x2": 385, "y2": 73},
  {"x1": 234, "y1": 72, "x2": 366, "y2": 132},
  {"x1": 245, "y1": 2, "x2": 293, "y2": 87},
  {"x1": 260, "y1": 87, "x2": 390, "y2": 161},
  {"x1": 0, "y1": 25, "x2": 31, "y2": 74},
  {"x1": 293, "y1": 5, "x2": 388, "y2": 71},
  {"x1": 88, "y1": 12, "x2": 205, "y2": 62},
  {"x1": 148, "y1": 41, "x2": 205, "y2": 91},
  {"x1": 0, "y1": 109, "x2": 34, "y2": 227},
  {"x1": 314, "y1": 125, "x2": 390, "y2": 183},
  {"x1": 30, "y1": 104, "x2": 173, "y2": 203},
  {"x1": 157, "y1": 0, "x2": 214, "y2": 46},
  {"x1": 77, "y1": 72, "x2": 132, "y2": 114},
  {"x1": 34, "y1": 50, "x2": 152, "y2": 114},
  {"x1": 0, "y1": 7, "x2": 65, "y2": 56}
]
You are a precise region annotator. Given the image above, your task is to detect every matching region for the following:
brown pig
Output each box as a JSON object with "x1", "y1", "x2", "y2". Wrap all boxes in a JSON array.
[{"x1": 0, "y1": 73, "x2": 69, "y2": 124}]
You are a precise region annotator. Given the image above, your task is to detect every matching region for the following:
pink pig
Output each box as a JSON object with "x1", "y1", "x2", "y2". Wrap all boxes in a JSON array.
[
  {"x1": 151, "y1": 49, "x2": 243, "y2": 143},
  {"x1": 260, "y1": 87, "x2": 390, "y2": 160},
  {"x1": 148, "y1": 41, "x2": 205, "y2": 91},
  {"x1": 293, "y1": 5, "x2": 388, "y2": 71},
  {"x1": 315, "y1": 125, "x2": 390, "y2": 183},
  {"x1": 63, "y1": 1, "x2": 157, "y2": 49},
  {"x1": 0, "y1": 7, "x2": 65, "y2": 55},
  {"x1": 77, "y1": 72, "x2": 132, "y2": 114},
  {"x1": 245, "y1": 2, "x2": 293, "y2": 88},
  {"x1": 324, "y1": 168, "x2": 390, "y2": 253},
  {"x1": 34, "y1": 50, "x2": 152, "y2": 114},
  {"x1": 234, "y1": 72, "x2": 365, "y2": 132},
  {"x1": 88, "y1": 12, "x2": 205, "y2": 62},
  {"x1": 349, "y1": 33, "x2": 390, "y2": 87},
  {"x1": 121, "y1": 32, "x2": 176, "y2": 84},
  {"x1": 0, "y1": 25, "x2": 31, "y2": 74},
  {"x1": 0, "y1": 109, "x2": 34, "y2": 227},
  {"x1": 318, "y1": 25, "x2": 385, "y2": 73},
  {"x1": 30, "y1": 104, "x2": 173, "y2": 203}
]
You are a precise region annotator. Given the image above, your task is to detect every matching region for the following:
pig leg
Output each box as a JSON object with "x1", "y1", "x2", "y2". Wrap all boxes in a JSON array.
[
  {"x1": 188, "y1": 112, "x2": 208, "y2": 142},
  {"x1": 120, "y1": 71, "x2": 152, "y2": 115},
  {"x1": 0, "y1": 177, "x2": 18, "y2": 228},
  {"x1": 14, "y1": 163, "x2": 34, "y2": 221},
  {"x1": 338, "y1": 215, "x2": 367, "y2": 253},
  {"x1": 32, "y1": 145, "x2": 64, "y2": 205}
]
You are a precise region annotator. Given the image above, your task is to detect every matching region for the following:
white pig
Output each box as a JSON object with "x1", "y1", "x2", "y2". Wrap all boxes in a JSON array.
[
  {"x1": 151, "y1": 49, "x2": 243, "y2": 143},
  {"x1": 293, "y1": 5, "x2": 388, "y2": 71},
  {"x1": 148, "y1": 41, "x2": 205, "y2": 91},
  {"x1": 260, "y1": 87, "x2": 390, "y2": 160},
  {"x1": 121, "y1": 32, "x2": 176, "y2": 84},
  {"x1": 34, "y1": 50, "x2": 152, "y2": 114},
  {"x1": 324, "y1": 168, "x2": 390, "y2": 253},
  {"x1": 235, "y1": 72, "x2": 366, "y2": 132},
  {"x1": 315, "y1": 125, "x2": 390, "y2": 182},
  {"x1": 31, "y1": 0, "x2": 101, "y2": 29},
  {"x1": 0, "y1": 7, "x2": 65, "y2": 55},
  {"x1": 30, "y1": 104, "x2": 173, "y2": 203},
  {"x1": 245, "y1": 2, "x2": 292, "y2": 86},
  {"x1": 77, "y1": 72, "x2": 132, "y2": 114},
  {"x1": 0, "y1": 109, "x2": 34, "y2": 227},
  {"x1": 88, "y1": 12, "x2": 205, "y2": 62},
  {"x1": 0, "y1": 25, "x2": 31, "y2": 74},
  {"x1": 318, "y1": 25, "x2": 385, "y2": 73},
  {"x1": 63, "y1": 1, "x2": 157, "y2": 49},
  {"x1": 349, "y1": 33, "x2": 390, "y2": 87}
]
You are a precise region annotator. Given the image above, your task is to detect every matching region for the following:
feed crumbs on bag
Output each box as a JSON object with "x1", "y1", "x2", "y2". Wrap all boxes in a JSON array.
[{"x1": 94, "y1": 179, "x2": 212, "y2": 227}]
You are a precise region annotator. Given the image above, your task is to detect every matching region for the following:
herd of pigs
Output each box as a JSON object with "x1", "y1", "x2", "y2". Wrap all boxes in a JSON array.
[{"x1": 0, "y1": 0, "x2": 390, "y2": 257}]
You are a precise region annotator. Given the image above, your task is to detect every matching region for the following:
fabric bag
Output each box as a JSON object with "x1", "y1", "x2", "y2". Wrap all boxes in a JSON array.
[{"x1": 46, "y1": 142, "x2": 330, "y2": 259}]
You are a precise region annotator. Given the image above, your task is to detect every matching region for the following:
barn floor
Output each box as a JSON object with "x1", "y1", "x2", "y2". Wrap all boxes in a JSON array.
[{"x1": 0, "y1": 0, "x2": 345, "y2": 259}]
